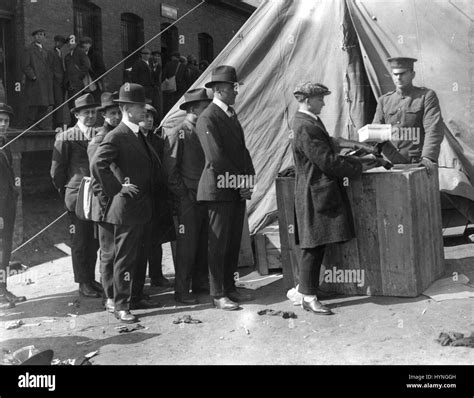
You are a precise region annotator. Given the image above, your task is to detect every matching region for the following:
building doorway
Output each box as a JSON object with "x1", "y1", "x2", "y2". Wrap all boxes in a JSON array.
[{"x1": 160, "y1": 23, "x2": 178, "y2": 64}]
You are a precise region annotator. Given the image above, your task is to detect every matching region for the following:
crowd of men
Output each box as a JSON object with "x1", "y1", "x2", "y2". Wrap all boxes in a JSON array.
[
  {"x1": 19, "y1": 28, "x2": 208, "y2": 131},
  {"x1": 0, "y1": 51, "x2": 443, "y2": 321}
]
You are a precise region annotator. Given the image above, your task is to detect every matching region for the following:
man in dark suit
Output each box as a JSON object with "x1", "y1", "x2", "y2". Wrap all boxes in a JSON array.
[
  {"x1": 87, "y1": 92, "x2": 121, "y2": 313},
  {"x1": 161, "y1": 52, "x2": 186, "y2": 116},
  {"x1": 51, "y1": 35, "x2": 66, "y2": 129},
  {"x1": 91, "y1": 83, "x2": 161, "y2": 323},
  {"x1": 64, "y1": 35, "x2": 91, "y2": 126},
  {"x1": 139, "y1": 104, "x2": 175, "y2": 290},
  {"x1": 196, "y1": 66, "x2": 255, "y2": 311},
  {"x1": 0, "y1": 104, "x2": 27, "y2": 305},
  {"x1": 291, "y1": 82, "x2": 377, "y2": 315},
  {"x1": 163, "y1": 88, "x2": 211, "y2": 305},
  {"x1": 131, "y1": 48, "x2": 154, "y2": 102},
  {"x1": 50, "y1": 94, "x2": 101, "y2": 298},
  {"x1": 21, "y1": 28, "x2": 54, "y2": 130},
  {"x1": 150, "y1": 51, "x2": 163, "y2": 123},
  {"x1": 80, "y1": 37, "x2": 107, "y2": 104}
]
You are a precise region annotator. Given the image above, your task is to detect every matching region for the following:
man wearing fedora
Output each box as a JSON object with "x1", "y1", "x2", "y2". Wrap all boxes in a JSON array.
[
  {"x1": 0, "y1": 103, "x2": 27, "y2": 305},
  {"x1": 21, "y1": 28, "x2": 54, "y2": 130},
  {"x1": 51, "y1": 35, "x2": 66, "y2": 129},
  {"x1": 196, "y1": 66, "x2": 255, "y2": 311},
  {"x1": 51, "y1": 93, "x2": 102, "y2": 298},
  {"x1": 372, "y1": 56, "x2": 444, "y2": 174},
  {"x1": 91, "y1": 83, "x2": 162, "y2": 323},
  {"x1": 163, "y1": 88, "x2": 212, "y2": 304},
  {"x1": 87, "y1": 92, "x2": 122, "y2": 313},
  {"x1": 132, "y1": 104, "x2": 175, "y2": 302}
]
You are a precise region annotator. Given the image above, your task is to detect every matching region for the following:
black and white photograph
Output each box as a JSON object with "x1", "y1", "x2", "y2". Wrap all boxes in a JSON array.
[{"x1": 0, "y1": 0, "x2": 472, "y2": 393}]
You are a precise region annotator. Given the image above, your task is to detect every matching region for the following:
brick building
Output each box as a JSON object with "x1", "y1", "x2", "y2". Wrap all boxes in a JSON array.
[{"x1": 0, "y1": 0, "x2": 255, "y2": 123}]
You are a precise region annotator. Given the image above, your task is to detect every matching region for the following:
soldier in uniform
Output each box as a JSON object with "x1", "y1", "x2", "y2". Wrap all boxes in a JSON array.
[
  {"x1": 163, "y1": 88, "x2": 212, "y2": 305},
  {"x1": 372, "y1": 57, "x2": 444, "y2": 175}
]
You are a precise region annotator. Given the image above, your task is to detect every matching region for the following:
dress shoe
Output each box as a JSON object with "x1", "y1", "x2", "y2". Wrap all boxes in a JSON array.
[
  {"x1": 104, "y1": 298, "x2": 115, "y2": 313},
  {"x1": 78, "y1": 283, "x2": 101, "y2": 298},
  {"x1": 302, "y1": 298, "x2": 334, "y2": 315},
  {"x1": 0, "y1": 288, "x2": 27, "y2": 304},
  {"x1": 227, "y1": 289, "x2": 253, "y2": 302},
  {"x1": 213, "y1": 296, "x2": 240, "y2": 311},
  {"x1": 150, "y1": 276, "x2": 172, "y2": 288},
  {"x1": 114, "y1": 310, "x2": 138, "y2": 323},
  {"x1": 130, "y1": 298, "x2": 157, "y2": 310},
  {"x1": 174, "y1": 293, "x2": 198, "y2": 305},
  {"x1": 90, "y1": 280, "x2": 105, "y2": 296}
]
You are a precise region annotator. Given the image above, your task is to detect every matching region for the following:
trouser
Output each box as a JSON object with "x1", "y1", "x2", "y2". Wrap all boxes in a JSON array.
[
  {"x1": 98, "y1": 221, "x2": 115, "y2": 298},
  {"x1": 69, "y1": 212, "x2": 99, "y2": 284},
  {"x1": 174, "y1": 197, "x2": 208, "y2": 294},
  {"x1": 298, "y1": 245, "x2": 326, "y2": 295},
  {"x1": 207, "y1": 201, "x2": 245, "y2": 298},
  {"x1": 0, "y1": 203, "x2": 16, "y2": 289},
  {"x1": 147, "y1": 243, "x2": 163, "y2": 282},
  {"x1": 131, "y1": 222, "x2": 151, "y2": 303},
  {"x1": 99, "y1": 222, "x2": 146, "y2": 311},
  {"x1": 26, "y1": 105, "x2": 49, "y2": 130}
]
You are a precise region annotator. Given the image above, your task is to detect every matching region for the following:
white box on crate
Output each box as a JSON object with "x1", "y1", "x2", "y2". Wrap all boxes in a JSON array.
[{"x1": 358, "y1": 124, "x2": 392, "y2": 142}]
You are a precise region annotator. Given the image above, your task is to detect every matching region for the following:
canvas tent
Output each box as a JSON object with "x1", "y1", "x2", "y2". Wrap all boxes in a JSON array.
[{"x1": 162, "y1": 0, "x2": 474, "y2": 235}]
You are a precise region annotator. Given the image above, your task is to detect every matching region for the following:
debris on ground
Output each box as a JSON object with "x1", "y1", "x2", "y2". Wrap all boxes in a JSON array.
[
  {"x1": 85, "y1": 350, "x2": 99, "y2": 359},
  {"x1": 115, "y1": 323, "x2": 146, "y2": 333},
  {"x1": 67, "y1": 313, "x2": 78, "y2": 318},
  {"x1": 435, "y1": 331, "x2": 474, "y2": 347},
  {"x1": 24, "y1": 279, "x2": 34, "y2": 285},
  {"x1": 243, "y1": 326, "x2": 250, "y2": 335},
  {"x1": 257, "y1": 309, "x2": 297, "y2": 319},
  {"x1": 22, "y1": 322, "x2": 41, "y2": 327},
  {"x1": 172, "y1": 315, "x2": 202, "y2": 324},
  {"x1": 5, "y1": 320, "x2": 24, "y2": 330}
]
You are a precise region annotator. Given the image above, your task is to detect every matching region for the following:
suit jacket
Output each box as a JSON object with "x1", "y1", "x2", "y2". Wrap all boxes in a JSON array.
[
  {"x1": 64, "y1": 47, "x2": 91, "y2": 91},
  {"x1": 0, "y1": 136, "x2": 18, "y2": 218},
  {"x1": 372, "y1": 86, "x2": 444, "y2": 162},
  {"x1": 162, "y1": 60, "x2": 187, "y2": 96},
  {"x1": 51, "y1": 47, "x2": 64, "y2": 84},
  {"x1": 131, "y1": 59, "x2": 153, "y2": 88},
  {"x1": 143, "y1": 130, "x2": 176, "y2": 243},
  {"x1": 195, "y1": 102, "x2": 255, "y2": 202},
  {"x1": 22, "y1": 43, "x2": 54, "y2": 106},
  {"x1": 292, "y1": 111, "x2": 362, "y2": 248},
  {"x1": 163, "y1": 113, "x2": 205, "y2": 199},
  {"x1": 91, "y1": 122, "x2": 160, "y2": 225},
  {"x1": 86, "y1": 48, "x2": 106, "y2": 82},
  {"x1": 50, "y1": 125, "x2": 94, "y2": 212},
  {"x1": 87, "y1": 123, "x2": 122, "y2": 222}
]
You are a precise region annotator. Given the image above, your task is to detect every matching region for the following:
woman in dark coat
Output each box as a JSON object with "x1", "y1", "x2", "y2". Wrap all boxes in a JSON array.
[{"x1": 291, "y1": 82, "x2": 374, "y2": 315}]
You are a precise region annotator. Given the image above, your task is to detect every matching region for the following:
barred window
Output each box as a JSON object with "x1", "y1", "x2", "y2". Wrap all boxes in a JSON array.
[
  {"x1": 73, "y1": 0, "x2": 102, "y2": 54},
  {"x1": 198, "y1": 32, "x2": 213, "y2": 62}
]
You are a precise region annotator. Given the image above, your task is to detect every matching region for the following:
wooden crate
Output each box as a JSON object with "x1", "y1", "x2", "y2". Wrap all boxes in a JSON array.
[
  {"x1": 254, "y1": 224, "x2": 282, "y2": 275},
  {"x1": 275, "y1": 167, "x2": 445, "y2": 297}
]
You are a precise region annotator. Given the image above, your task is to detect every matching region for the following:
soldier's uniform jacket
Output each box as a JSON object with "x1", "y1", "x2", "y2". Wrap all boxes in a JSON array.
[{"x1": 372, "y1": 86, "x2": 444, "y2": 162}]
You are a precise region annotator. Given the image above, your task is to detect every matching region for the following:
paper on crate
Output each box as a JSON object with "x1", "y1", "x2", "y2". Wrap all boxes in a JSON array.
[{"x1": 358, "y1": 124, "x2": 391, "y2": 142}]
